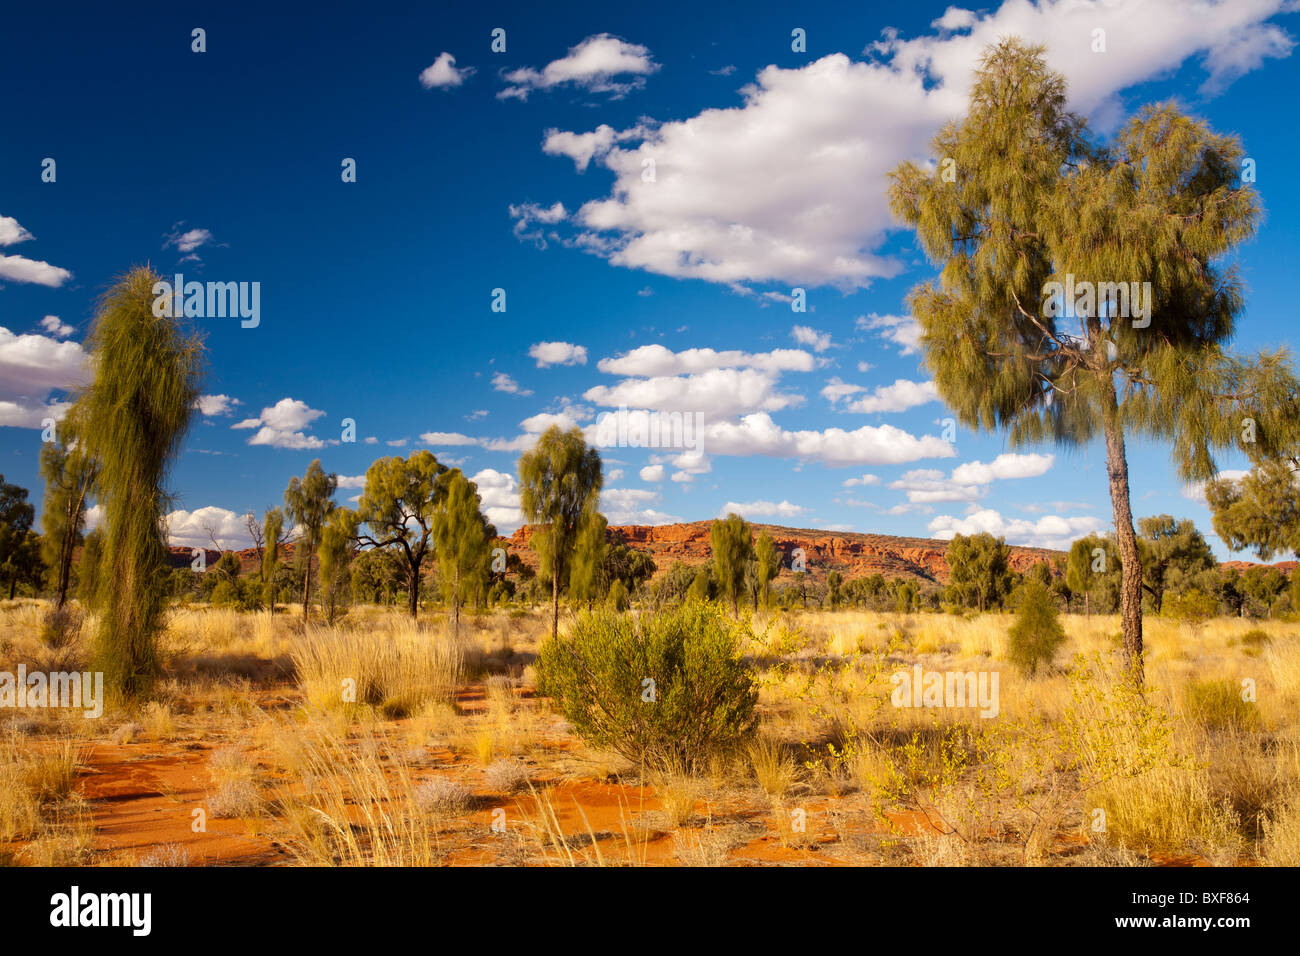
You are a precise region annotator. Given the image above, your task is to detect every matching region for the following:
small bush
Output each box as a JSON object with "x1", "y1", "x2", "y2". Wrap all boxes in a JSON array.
[
  {"x1": 536, "y1": 602, "x2": 759, "y2": 772},
  {"x1": 1006, "y1": 580, "x2": 1066, "y2": 675},
  {"x1": 483, "y1": 758, "x2": 529, "y2": 793},
  {"x1": 413, "y1": 778, "x2": 472, "y2": 816},
  {"x1": 1183, "y1": 678, "x2": 1259, "y2": 732}
]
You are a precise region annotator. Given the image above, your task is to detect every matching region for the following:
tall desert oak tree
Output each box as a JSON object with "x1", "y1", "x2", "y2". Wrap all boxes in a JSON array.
[
  {"x1": 518, "y1": 425, "x2": 603, "y2": 641},
  {"x1": 888, "y1": 38, "x2": 1294, "y2": 683},
  {"x1": 353, "y1": 451, "x2": 448, "y2": 619},
  {"x1": 284, "y1": 460, "x2": 338, "y2": 622},
  {"x1": 80, "y1": 266, "x2": 203, "y2": 699}
]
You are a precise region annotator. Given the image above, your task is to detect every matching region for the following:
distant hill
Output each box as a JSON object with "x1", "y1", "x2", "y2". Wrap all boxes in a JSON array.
[{"x1": 165, "y1": 522, "x2": 1296, "y2": 586}]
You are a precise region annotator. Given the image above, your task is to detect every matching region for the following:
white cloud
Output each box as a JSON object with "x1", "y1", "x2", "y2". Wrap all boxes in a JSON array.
[
  {"x1": 163, "y1": 226, "x2": 214, "y2": 255},
  {"x1": 639, "y1": 464, "x2": 665, "y2": 482},
  {"x1": 530, "y1": 341, "x2": 588, "y2": 367},
  {"x1": 543, "y1": 124, "x2": 651, "y2": 171},
  {"x1": 419, "y1": 52, "x2": 474, "y2": 89},
  {"x1": 843, "y1": 379, "x2": 939, "y2": 414},
  {"x1": 166, "y1": 506, "x2": 255, "y2": 550},
  {"x1": 528, "y1": 0, "x2": 1293, "y2": 289},
  {"x1": 858, "y1": 313, "x2": 921, "y2": 355},
  {"x1": 491, "y1": 372, "x2": 533, "y2": 396},
  {"x1": 0, "y1": 254, "x2": 72, "y2": 287},
  {"x1": 500, "y1": 34, "x2": 659, "y2": 101},
  {"x1": 702, "y1": 412, "x2": 954, "y2": 466},
  {"x1": 585, "y1": 367, "x2": 803, "y2": 418},
  {"x1": 597, "y1": 344, "x2": 814, "y2": 377},
  {"x1": 790, "y1": 325, "x2": 832, "y2": 352},
  {"x1": 231, "y1": 397, "x2": 332, "y2": 449},
  {"x1": 722, "y1": 499, "x2": 807, "y2": 519},
  {"x1": 821, "y1": 377, "x2": 864, "y2": 405},
  {"x1": 928, "y1": 508, "x2": 1104, "y2": 551},
  {"x1": 508, "y1": 201, "x2": 568, "y2": 247},
  {"x1": 39, "y1": 315, "x2": 73, "y2": 338},
  {"x1": 607, "y1": 468, "x2": 624, "y2": 481},
  {"x1": 419, "y1": 430, "x2": 480, "y2": 446},
  {"x1": 951, "y1": 453, "x2": 1055, "y2": 485},
  {"x1": 336, "y1": 474, "x2": 368, "y2": 490},
  {"x1": 0, "y1": 216, "x2": 34, "y2": 246},
  {"x1": 472, "y1": 468, "x2": 523, "y2": 533},
  {"x1": 842, "y1": 473, "x2": 880, "y2": 487},
  {"x1": 0, "y1": 215, "x2": 72, "y2": 287},
  {"x1": 194, "y1": 394, "x2": 240, "y2": 416},
  {"x1": 0, "y1": 326, "x2": 89, "y2": 427},
  {"x1": 891, "y1": 453, "x2": 1055, "y2": 503}
]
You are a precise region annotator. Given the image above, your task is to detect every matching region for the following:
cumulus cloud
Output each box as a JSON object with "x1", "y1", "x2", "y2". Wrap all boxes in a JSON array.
[
  {"x1": 521, "y1": 0, "x2": 1293, "y2": 290},
  {"x1": 702, "y1": 412, "x2": 954, "y2": 466},
  {"x1": 601, "y1": 486, "x2": 682, "y2": 525},
  {"x1": 39, "y1": 315, "x2": 73, "y2": 338},
  {"x1": 597, "y1": 344, "x2": 814, "y2": 377},
  {"x1": 491, "y1": 372, "x2": 533, "y2": 396},
  {"x1": 928, "y1": 508, "x2": 1105, "y2": 551},
  {"x1": 585, "y1": 367, "x2": 803, "y2": 418},
  {"x1": 639, "y1": 464, "x2": 665, "y2": 482},
  {"x1": 721, "y1": 499, "x2": 807, "y2": 519},
  {"x1": 0, "y1": 215, "x2": 71, "y2": 287},
  {"x1": 858, "y1": 313, "x2": 921, "y2": 355},
  {"x1": 530, "y1": 341, "x2": 588, "y2": 367},
  {"x1": 419, "y1": 52, "x2": 474, "y2": 89},
  {"x1": 841, "y1": 379, "x2": 939, "y2": 414},
  {"x1": 892, "y1": 453, "x2": 1055, "y2": 503},
  {"x1": 842, "y1": 473, "x2": 881, "y2": 487},
  {"x1": 231, "y1": 397, "x2": 333, "y2": 449},
  {"x1": 0, "y1": 216, "x2": 34, "y2": 246},
  {"x1": 499, "y1": 34, "x2": 659, "y2": 101},
  {"x1": 0, "y1": 326, "x2": 89, "y2": 427},
  {"x1": 508, "y1": 201, "x2": 568, "y2": 248},
  {"x1": 194, "y1": 394, "x2": 241, "y2": 417},
  {"x1": 166, "y1": 506, "x2": 255, "y2": 550},
  {"x1": 472, "y1": 468, "x2": 523, "y2": 533},
  {"x1": 419, "y1": 430, "x2": 480, "y2": 446},
  {"x1": 790, "y1": 325, "x2": 832, "y2": 352}
]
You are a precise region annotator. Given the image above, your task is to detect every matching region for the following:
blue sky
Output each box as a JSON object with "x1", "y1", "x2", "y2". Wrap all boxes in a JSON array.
[{"x1": 1, "y1": 0, "x2": 1297, "y2": 557}]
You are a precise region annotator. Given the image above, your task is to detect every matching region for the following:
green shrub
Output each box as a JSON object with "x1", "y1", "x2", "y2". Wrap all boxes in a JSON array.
[
  {"x1": 1163, "y1": 589, "x2": 1218, "y2": 627},
  {"x1": 536, "y1": 602, "x2": 758, "y2": 771},
  {"x1": 1183, "y1": 678, "x2": 1259, "y2": 732},
  {"x1": 1006, "y1": 579, "x2": 1066, "y2": 675}
]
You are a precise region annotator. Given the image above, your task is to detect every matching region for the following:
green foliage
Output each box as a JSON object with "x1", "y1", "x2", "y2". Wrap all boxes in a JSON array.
[
  {"x1": 1183, "y1": 678, "x2": 1259, "y2": 732},
  {"x1": 1138, "y1": 515, "x2": 1215, "y2": 613},
  {"x1": 568, "y1": 510, "x2": 608, "y2": 608},
  {"x1": 38, "y1": 413, "x2": 97, "y2": 607},
  {"x1": 753, "y1": 530, "x2": 780, "y2": 608},
  {"x1": 607, "y1": 577, "x2": 629, "y2": 611},
  {"x1": 536, "y1": 602, "x2": 759, "y2": 771},
  {"x1": 888, "y1": 37, "x2": 1291, "y2": 681},
  {"x1": 945, "y1": 532, "x2": 1013, "y2": 612},
  {"x1": 0, "y1": 476, "x2": 37, "y2": 600},
  {"x1": 318, "y1": 508, "x2": 358, "y2": 624},
  {"x1": 1007, "y1": 579, "x2": 1067, "y2": 675},
  {"x1": 433, "y1": 469, "x2": 494, "y2": 634},
  {"x1": 518, "y1": 425, "x2": 603, "y2": 638},
  {"x1": 81, "y1": 266, "x2": 203, "y2": 700},
  {"x1": 1206, "y1": 458, "x2": 1300, "y2": 562},
  {"x1": 285, "y1": 459, "x2": 339, "y2": 620},
  {"x1": 709, "y1": 513, "x2": 754, "y2": 616},
  {"x1": 354, "y1": 451, "x2": 446, "y2": 618},
  {"x1": 1163, "y1": 589, "x2": 1218, "y2": 627}
]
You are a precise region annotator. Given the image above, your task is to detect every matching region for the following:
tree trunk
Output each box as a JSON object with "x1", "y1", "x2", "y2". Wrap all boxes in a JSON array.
[
  {"x1": 408, "y1": 562, "x2": 419, "y2": 619},
  {"x1": 550, "y1": 562, "x2": 560, "y2": 640},
  {"x1": 302, "y1": 553, "x2": 312, "y2": 623},
  {"x1": 1102, "y1": 394, "x2": 1144, "y2": 685}
]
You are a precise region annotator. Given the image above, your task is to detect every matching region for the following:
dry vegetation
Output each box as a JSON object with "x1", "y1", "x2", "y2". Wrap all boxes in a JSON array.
[{"x1": 1, "y1": 595, "x2": 1297, "y2": 867}]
